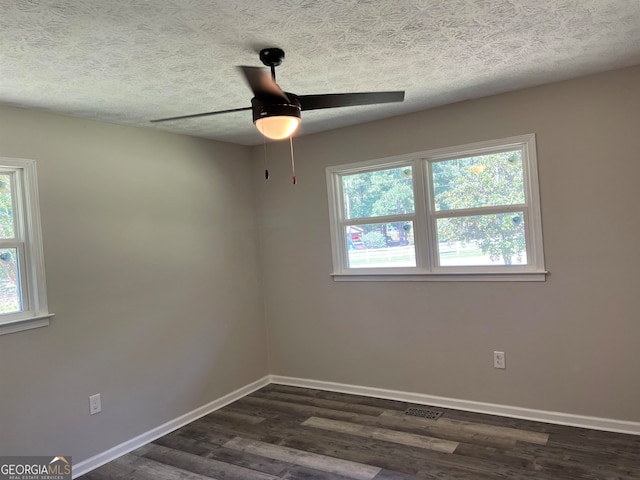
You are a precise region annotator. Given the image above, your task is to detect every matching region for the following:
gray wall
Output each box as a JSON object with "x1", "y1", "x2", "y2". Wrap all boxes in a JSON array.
[
  {"x1": 0, "y1": 106, "x2": 268, "y2": 460},
  {"x1": 252, "y1": 65, "x2": 640, "y2": 422}
]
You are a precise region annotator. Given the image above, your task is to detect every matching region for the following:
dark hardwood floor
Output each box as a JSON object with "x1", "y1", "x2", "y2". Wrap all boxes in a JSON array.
[{"x1": 80, "y1": 384, "x2": 640, "y2": 479}]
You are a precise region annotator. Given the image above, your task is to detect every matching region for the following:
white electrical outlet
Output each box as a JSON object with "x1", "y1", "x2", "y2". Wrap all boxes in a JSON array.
[
  {"x1": 493, "y1": 351, "x2": 506, "y2": 369},
  {"x1": 89, "y1": 393, "x2": 101, "y2": 415}
]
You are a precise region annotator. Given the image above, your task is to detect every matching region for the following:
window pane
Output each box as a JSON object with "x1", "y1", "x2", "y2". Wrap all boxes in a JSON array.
[
  {"x1": 342, "y1": 167, "x2": 414, "y2": 219},
  {"x1": 0, "y1": 248, "x2": 22, "y2": 314},
  {"x1": 346, "y1": 222, "x2": 416, "y2": 268},
  {"x1": 0, "y1": 174, "x2": 15, "y2": 239},
  {"x1": 437, "y1": 213, "x2": 527, "y2": 266},
  {"x1": 432, "y1": 150, "x2": 525, "y2": 211}
]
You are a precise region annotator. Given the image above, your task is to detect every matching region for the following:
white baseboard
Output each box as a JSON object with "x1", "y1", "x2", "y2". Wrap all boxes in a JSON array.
[
  {"x1": 270, "y1": 375, "x2": 640, "y2": 436},
  {"x1": 72, "y1": 375, "x2": 270, "y2": 478}
]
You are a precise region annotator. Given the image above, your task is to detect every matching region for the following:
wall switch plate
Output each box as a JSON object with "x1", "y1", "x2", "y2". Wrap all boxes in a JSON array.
[
  {"x1": 89, "y1": 393, "x2": 101, "y2": 415},
  {"x1": 493, "y1": 351, "x2": 506, "y2": 369}
]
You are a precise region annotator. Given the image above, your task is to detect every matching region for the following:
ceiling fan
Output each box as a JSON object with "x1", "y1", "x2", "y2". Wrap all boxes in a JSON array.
[{"x1": 151, "y1": 48, "x2": 405, "y2": 141}]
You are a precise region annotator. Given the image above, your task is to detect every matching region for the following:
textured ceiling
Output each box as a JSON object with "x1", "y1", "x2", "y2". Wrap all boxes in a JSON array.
[{"x1": 1, "y1": 0, "x2": 640, "y2": 145}]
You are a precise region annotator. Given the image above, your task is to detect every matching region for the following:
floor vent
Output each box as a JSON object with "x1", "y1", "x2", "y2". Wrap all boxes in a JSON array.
[{"x1": 404, "y1": 407, "x2": 444, "y2": 420}]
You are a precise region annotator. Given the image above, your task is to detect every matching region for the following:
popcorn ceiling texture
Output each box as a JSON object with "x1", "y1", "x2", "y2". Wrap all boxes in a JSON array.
[{"x1": 1, "y1": 0, "x2": 639, "y2": 145}]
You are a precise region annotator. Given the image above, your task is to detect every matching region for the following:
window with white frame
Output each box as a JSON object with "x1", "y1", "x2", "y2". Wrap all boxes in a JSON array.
[
  {"x1": 326, "y1": 134, "x2": 546, "y2": 281},
  {"x1": 0, "y1": 157, "x2": 52, "y2": 334}
]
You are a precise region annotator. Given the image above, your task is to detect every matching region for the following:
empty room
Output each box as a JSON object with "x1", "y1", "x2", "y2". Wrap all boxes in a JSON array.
[{"x1": 1, "y1": 1, "x2": 639, "y2": 479}]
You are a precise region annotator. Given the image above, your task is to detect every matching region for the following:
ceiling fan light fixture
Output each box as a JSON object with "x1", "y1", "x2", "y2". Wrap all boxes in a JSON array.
[
  {"x1": 255, "y1": 115, "x2": 301, "y2": 140},
  {"x1": 252, "y1": 96, "x2": 301, "y2": 140}
]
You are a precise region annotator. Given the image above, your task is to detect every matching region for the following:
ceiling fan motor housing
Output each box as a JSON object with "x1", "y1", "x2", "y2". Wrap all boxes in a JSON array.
[{"x1": 251, "y1": 94, "x2": 301, "y2": 122}]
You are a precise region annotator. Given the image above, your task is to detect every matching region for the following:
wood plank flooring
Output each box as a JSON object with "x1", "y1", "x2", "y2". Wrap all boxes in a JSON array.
[{"x1": 79, "y1": 384, "x2": 640, "y2": 479}]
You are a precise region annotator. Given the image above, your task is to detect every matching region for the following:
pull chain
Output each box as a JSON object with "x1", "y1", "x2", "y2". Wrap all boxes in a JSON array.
[
  {"x1": 263, "y1": 134, "x2": 269, "y2": 180},
  {"x1": 289, "y1": 136, "x2": 296, "y2": 184}
]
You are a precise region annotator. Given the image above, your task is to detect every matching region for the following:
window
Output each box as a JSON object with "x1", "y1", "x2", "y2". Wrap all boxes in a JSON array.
[
  {"x1": 326, "y1": 134, "x2": 546, "y2": 281},
  {"x1": 0, "y1": 157, "x2": 52, "y2": 334}
]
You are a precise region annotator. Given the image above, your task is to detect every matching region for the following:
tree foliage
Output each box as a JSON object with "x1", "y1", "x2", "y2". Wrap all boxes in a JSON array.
[
  {"x1": 0, "y1": 175, "x2": 14, "y2": 240},
  {"x1": 435, "y1": 152, "x2": 526, "y2": 264},
  {"x1": 343, "y1": 167, "x2": 414, "y2": 219},
  {"x1": 343, "y1": 167, "x2": 414, "y2": 245},
  {"x1": 0, "y1": 175, "x2": 18, "y2": 300},
  {"x1": 361, "y1": 231, "x2": 387, "y2": 248}
]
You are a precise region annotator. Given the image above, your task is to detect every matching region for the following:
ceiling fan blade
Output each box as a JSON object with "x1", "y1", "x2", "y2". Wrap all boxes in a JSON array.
[
  {"x1": 238, "y1": 66, "x2": 289, "y2": 101},
  {"x1": 298, "y1": 91, "x2": 405, "y2": 111},
  {"x1": 151, "y1": 106, "x2": 251, "y2": 123}
]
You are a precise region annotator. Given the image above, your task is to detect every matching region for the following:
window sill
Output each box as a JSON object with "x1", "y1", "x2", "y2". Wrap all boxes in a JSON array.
[
  {"x1": 0, "y1": 313, "x2": 55, "y2": 336},
  {"x1": 331, "y1": 271, "x2": 548, "y2": 282}
]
